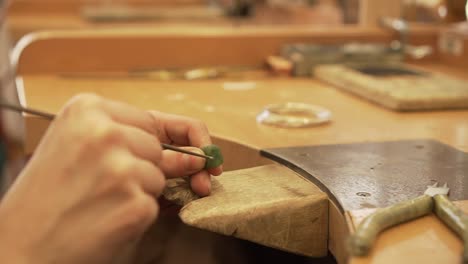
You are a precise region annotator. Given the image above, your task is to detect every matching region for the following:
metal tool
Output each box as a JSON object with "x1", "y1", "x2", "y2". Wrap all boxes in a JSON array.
[
  {"x1": 0, "y1": 101, "x2": 213, "y2": 160},
  {"x1": 0, "y1": 101, "x2": 55, "y2": 120},
  {"x1": 350, "y1": 182, "x2": 468, "y2": 263}
]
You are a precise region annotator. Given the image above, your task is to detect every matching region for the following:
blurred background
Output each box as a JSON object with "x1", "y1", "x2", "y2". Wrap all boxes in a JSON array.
[{"x1": 4, "y1": 0, "x2": 468, "y2": 42}]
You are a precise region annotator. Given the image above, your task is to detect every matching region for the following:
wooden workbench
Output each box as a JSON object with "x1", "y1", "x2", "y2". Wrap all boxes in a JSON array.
[
  {"x1": 12, "y1": 28, "x2": 468, "y2": 264},
  {"x1": 18, "y1": 70, "x2": 468, "y2": 153},
  {"x1": 6, "y1": 0, "x2": 227, "y2": 42},
  {"x1": 5, "y1": 0, "x2": 406, "y2": 42}
]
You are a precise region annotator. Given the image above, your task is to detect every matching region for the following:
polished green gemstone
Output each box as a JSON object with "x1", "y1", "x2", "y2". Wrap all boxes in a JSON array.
[{"x1": 202, "y1": 144, "x2": 224, "y2": 169}]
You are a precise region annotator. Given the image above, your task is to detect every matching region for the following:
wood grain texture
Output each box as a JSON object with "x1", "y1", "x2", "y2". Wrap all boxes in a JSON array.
[
  {"x1": 164, "y1": 164, "x2": 329, "y2": 257},
  {"x1": 7, "y1": 0, "x2": 210, "y2": 41},
  {"x1": 18, "y1": 75, "x2": 468, "y2": 155},
  {"x1": 348, "y1": 201, "x2": 468, "y2": 264},
  {"x1": 329, "y1": 201, "x2": 353, "y2": 264},
  {"x1": 9, "y1": 0, "x2": 206, "y2": 14},
  {"x1": 11, "y1": 25, "x2": 445, "y2": 75},
  {"x1": 314, "y1": 64, "x2": 468, "y2": 111},
  {"x1": 12, "y1": 27, "x2": 399, "y2": 74}
]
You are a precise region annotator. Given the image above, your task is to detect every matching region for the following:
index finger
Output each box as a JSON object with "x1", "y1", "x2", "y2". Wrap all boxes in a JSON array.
[
  {"x1": 101, "y1": 99, "x2": 158, "y2": 136},
  {"x1": 148, "y1": 111, "x2": 212, "y2": 148}
]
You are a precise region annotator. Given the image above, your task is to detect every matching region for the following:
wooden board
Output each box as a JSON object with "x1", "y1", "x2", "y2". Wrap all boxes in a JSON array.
[
  {"x1": 12, "y1": 28, "x2": 397, "y2": 74},
  {"x1": 164, "y1": 164, "x2": 329, "y2": 257},
  {"x1": 18, "y1": 76, "x2": 468, "y2": 155},
  {"x1": 8, "y1": 0, "x2": 206, "y2": 14},
  {"x1": 314, "y1": 64, "x2": 468, "y2": 111}
]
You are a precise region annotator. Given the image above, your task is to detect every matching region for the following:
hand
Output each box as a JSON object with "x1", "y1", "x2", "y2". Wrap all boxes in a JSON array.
[
  {"x1": 148, "y1": 110, "x2": 222, "y2": 196},
  {"x1": 0, "y1": 94, "x2": 222, "y2": 264}
]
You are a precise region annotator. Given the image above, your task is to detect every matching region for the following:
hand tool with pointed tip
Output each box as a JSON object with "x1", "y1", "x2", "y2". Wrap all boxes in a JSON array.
[{"x1": 0, "y1": 101, "x2": 214, "y2": 160}]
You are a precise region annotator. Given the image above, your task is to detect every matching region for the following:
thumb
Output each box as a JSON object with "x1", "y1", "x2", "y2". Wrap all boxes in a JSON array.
[{"x1": 159, "y1": 147, "x2": 206, "y2": 178}]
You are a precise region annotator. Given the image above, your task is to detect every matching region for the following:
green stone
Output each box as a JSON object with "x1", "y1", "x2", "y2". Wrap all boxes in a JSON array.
[{"x1": 202, "y1": 144, "x2": 224, "y2": 169}]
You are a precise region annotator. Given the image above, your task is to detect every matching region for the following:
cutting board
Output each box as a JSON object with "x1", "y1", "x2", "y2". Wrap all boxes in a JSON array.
[{"x1": 314, "y1": 64, "x2": 468, "y2": 111}]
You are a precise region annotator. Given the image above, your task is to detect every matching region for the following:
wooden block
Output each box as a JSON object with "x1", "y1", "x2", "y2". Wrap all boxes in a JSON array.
[
  {"x1": 163, "y1": 164, "x2": 329, "y2": 257},
  {"x1": 314, "y1": 64, "x2": 468, "y2": 111},
  {"x1": 329, "y1": 201, "x2": 353, "y2": 264}
]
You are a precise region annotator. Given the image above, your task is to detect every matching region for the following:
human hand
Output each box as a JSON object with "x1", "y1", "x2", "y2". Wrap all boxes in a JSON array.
[
  {"x1": 148, "y1": 110, "x2": 222, "y2": 196},
  {"x1": 0, "y1": 94, "x2": 222, "y2": 264}
]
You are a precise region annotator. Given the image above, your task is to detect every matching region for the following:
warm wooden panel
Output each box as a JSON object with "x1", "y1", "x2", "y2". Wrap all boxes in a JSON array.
[
  {"x1": 13, "y1": 27, "x2": 397, "y2": 74},
  {"x1": 12, "y1": 27, "x2": 445, "y2": 75},
  {"x1": 9, "y1": 0, "x2": 206, "y2": 13},
  {"x1": 359, "y1": 0, "x2": 402, "y2": 26},
  {"x1": 18, "y1": 74, "x2": 468, "y2": 155},
  {"x1": 6, "y1": 0, "x2": 222, "y2": 41}
]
